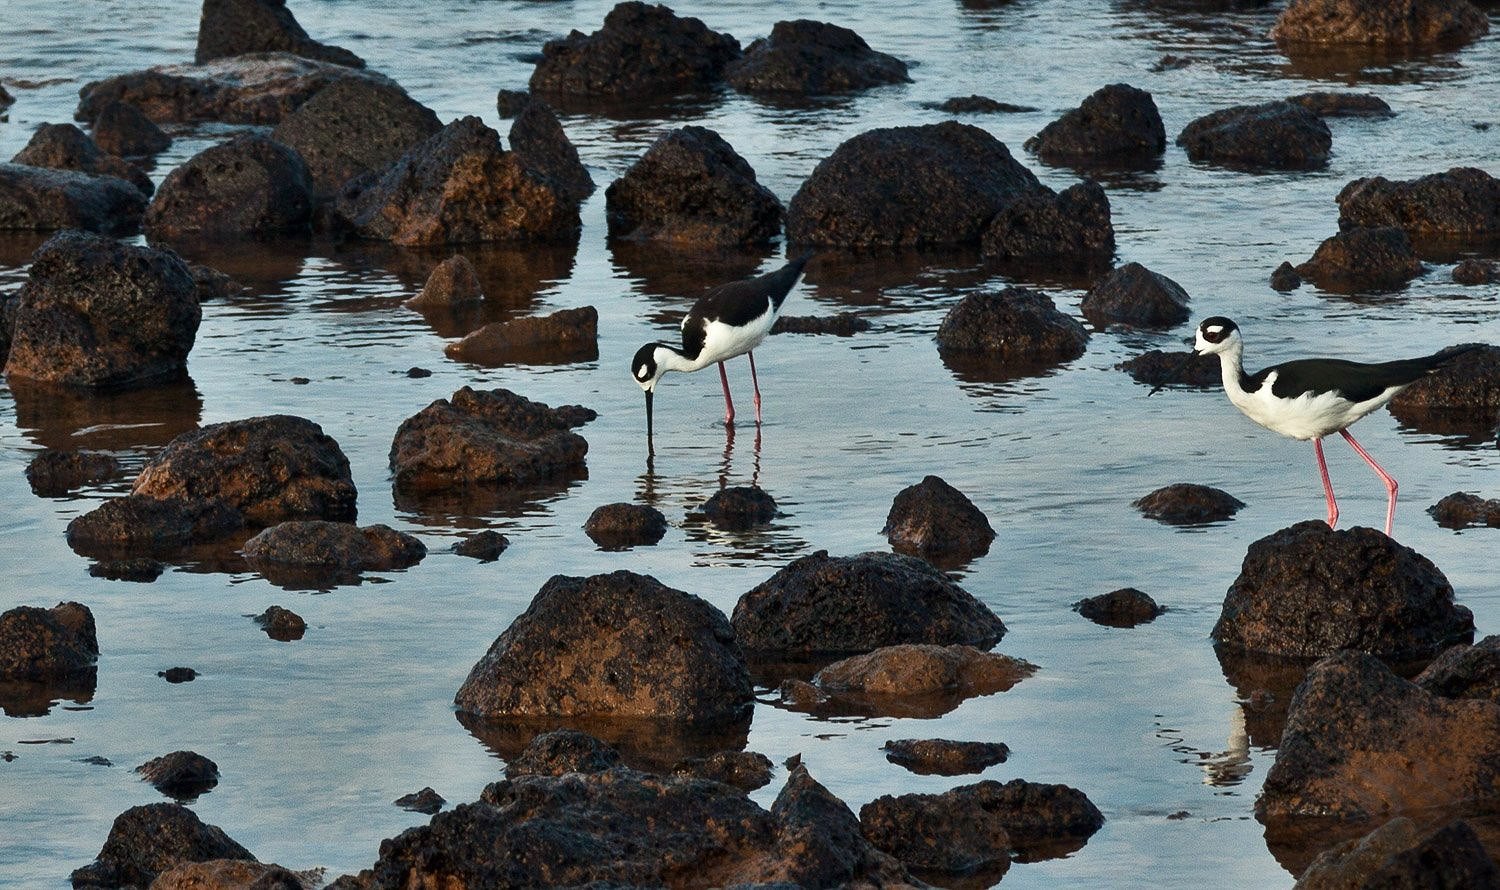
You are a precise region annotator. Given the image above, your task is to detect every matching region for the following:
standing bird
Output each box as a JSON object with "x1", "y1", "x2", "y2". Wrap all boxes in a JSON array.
[
  {"x1": 1185, "y1": 316, "x2": 1475, "y2": 536},
  {"x1": 632, "y1": 254, "x2": 811, "y2": 452}
]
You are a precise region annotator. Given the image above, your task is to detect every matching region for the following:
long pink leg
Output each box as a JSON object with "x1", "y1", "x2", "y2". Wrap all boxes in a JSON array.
[
  {"x1": 718, "y1": 361, "x2": 735, "y2": 425},
  {"x1": 748, "y1": 351, "x2": 762, "y2": 424},
  {"x1": 1340, "y1": 429, "x2": 1398, "y2": 537},
  {"x1": 1313, "y1": 438, "x2": 1338, "y2": 529}
]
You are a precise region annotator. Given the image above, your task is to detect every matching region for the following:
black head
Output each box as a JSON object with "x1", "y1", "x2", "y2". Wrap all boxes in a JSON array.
[{"x1": 631, "y1": 343, "x2": 661, "y2": 392}]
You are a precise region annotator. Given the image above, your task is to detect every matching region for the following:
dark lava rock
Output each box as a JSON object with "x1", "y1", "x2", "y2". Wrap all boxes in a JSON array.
[
  {"x1": 936, "y1": 95, "x2": 1037, "y2": 114},
  {"x1": 26, "y1": 450, "x2": 120, "y2": 496},
  {"x1": 785, "y1": 121, "x2": 1043, "y2": 248},
  {"x1": 189, "y1": 262, "x2": 245, "y2": 301},
  {"x1": 455, "y1": 570, "x2": 751, "y2": 725},
  {"x1": 66, "y1": 495, "x2": 245, "y2": 559},
  {"x1": 1285, "y1": 91, "x2": 1394, "y2": 118},
  {"x1": 507, "y1": 99, "x2": 593, "y2": 205},
  {"x1": 701, "y1": 485, "x2": 777, "y2": 530},
  {"x1": 1453, "y1": 258, "x2": 1499, "y2": 284},
  {"x1": 1024, "y1": 83, "x2": 1166, "y2": 163},
  {"x1": 68, "y1": 802, "x2": 255, "y2": 889},
  {"x1": 1211, "y1": 520, "x2": 1474, "y2": 660},
  {"x1": 1257, "y1": 652, "x2": 1500, "y2": 825},
  {"x1": 334, "y1": 116, "x2": 579, "y2": 246},
  {"x1": 1416, "y1": 636, "x2": 1500, "y2": 703},
  {"x1": 0, "y1": 163, "x2": 148, "y2": 234},
  {"x1": 133, "y1": 415, "x2": 356, "y2": 526},
  {"x1": 771, "y1": 312, "x2": 870, "y2": 335},
  {"x1": 1337, "y1": 167, "x2": 1500, "y2": 243},
  {"x1": 242, "y1": 520, "x2": 426, "y2": 570},
  {"x1": 444, "y1": 306, "x2": 599, "y2": 366},
  {"x1": 405, "y1": 254, "x2": 483, "y2": 308},
  {"x1": 144, "y1": 133, "x2": 312, "y2": 243},
  {"x1": 731, "y1": 549, "x2": 1007, "y2": 656},
  {"x1": 584, "y1": 502, "x2": 668, "y2": 549},
  {"x1": 151, "y1": 860, "x2": 307, "y2": 890},
  {"x1": 90, "y1": 100, "x2": 171, "y2": 158},
  {"x1": 389, "y1": 386, "x2": 592, "y2": 491},
  {"x1": 1135, "y1": 483, "x2": 1245, "y2": 524},
  {"x1": 159, "y1": 667, "x2": 198, "y2": 683},
  {"x1": 606, "y1": 126, "x2": 782, "y2": 246},
  {"x1": 4, "y1": 230, "x2": 198, "y2": 388},
  {"x1": 1295, "y1": 226, "x2": 1423, "y2": 291},
  {"x1": 1270, "y1": 0, "x2": 1489, "y2": 47},
  {"x1": 1293, "y1": 817, "x2": 1500, "y2": 890},
  {"x1": 394, "y1": 787, "x2": 445, "y2": 815},
  {"x1": 528, "y1": 2, "x2": 741, "y2": 100},
  {"x1": 0, "y1": 602, "x2": 97, "y2": 682},
  {"x1": 1429, "y1": 492, "x2": 1500, "y2": 529},
  {"x1": 980, "y1": 179, "x2": 1115, "y2": 269},
  {"x1": 882, "y1": 475, "x2": 995, "y2": 564},
  {"x1": 1074, "y1": 587, "x2": 1165, "y2": 628},
  {"x1": 136, "y1": 750, "x2": 219, "y2": 801},
  {"x1": 405, "y1": 367, "x2": 431, "y2": 378},
  {"x1": 503, "y1": 728, "x2": 623, "y2": 778},
  {"x1": 495, "y1": 88, "x2": 530, "y2": 118},
  {"x1": 725, "y1": 19, "x2": 909, "y2": 95},
  {"x1": 1387, "y1": 344, "x2": 1500, "y2": 434},
  {"x1": 271, "y1": 76, "x2": 442, "y2": 199},
  {"x1": 254, "y1": 605, "x2": 306, "y2": 641},
  {"x1": 89, "y1": 559, "x2": 166, "y2": 583},
  {"x1": 935, "y1": 286, "x2": 1088, "y2": 373},
  {"x1": 671, "y1": 750, "x2": 775, "y2": 791},
  {"x1": 12, "y1": 123, "x2": 153, "y2": 196},
  {"x1": 813, "y1": 643, "x2": 1035, "y2": 699},
  {"x1": 195, "y1": 0, "x2": 364, "y2": 67},
  {"x1": 1081, "y1": 262, "x2": 1191, "y2": 329},
  {"x1": 1270, "y1": 260, "x2": 1303, "y2": 291},
  {"x1": 452, "y1": 530, "x2": 509, "y2": 561},
  {"x1": 1118, "y1": 349, "x2": 1220, "y2": 390},
  {"x1": 882, "y1": 738, "x2": 1010, "y2": 776},
  {"x1": 1177, "y1": 101, "x2": 1332, "y2": 170}
]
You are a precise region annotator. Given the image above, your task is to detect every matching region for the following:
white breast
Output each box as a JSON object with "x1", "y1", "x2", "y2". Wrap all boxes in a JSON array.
[
  {"x1": 691, "y1": 306, "x2": 776, "y2": 369},
  {"x1": 1227, "y1": 371, "x2": 1404, "y2": 440}
]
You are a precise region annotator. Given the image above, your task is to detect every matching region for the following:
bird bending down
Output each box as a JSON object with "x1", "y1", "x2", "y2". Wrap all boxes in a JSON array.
[
  {"x1": 1191, "y1": 316, "x2": 1475, "y2": 536},
  {"x1": 632, "y1": 254, "x2": 811, "y2": 452}
]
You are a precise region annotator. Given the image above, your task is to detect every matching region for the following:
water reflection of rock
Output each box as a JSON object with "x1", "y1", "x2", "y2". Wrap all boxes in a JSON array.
[
  {"x1": 341, "y1": 240, "x2": 576, "y2": 306},
  {"x1": 393, "y1": 476, "x2": 585, "y2": 530},
  {"x1": 154, "y1": 238, "x2": 309, "y2": 294},
  {"x1": 0, "y1": 231, "x2": 52, "y2": 272},
  {"x1": 7, "y1": 375, "x2": 203, "y2": 451},
  {"x1": 609, "y1": 240, "x2": 773, "y2": 301},
  {"x1": 0, "y1": 673, "x2": 96, "y2": 718},
  {"x1": 800, "y1": 246, "x2": 992, "y2": 310},
  {"x1": 1264, "y1": 812, "x2": 1500, "y2": 880},
  {"x1": 456, "y1": 711, "x2": 751, "y2": 774}
]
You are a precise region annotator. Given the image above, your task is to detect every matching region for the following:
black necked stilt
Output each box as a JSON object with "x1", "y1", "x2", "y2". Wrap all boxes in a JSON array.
[
  {"x1": 1185, "y1": 316, "x2": 1476, "y2": 536},
  {"x1": 632, "y1": 254, "x2": 811, "y2": 452}
]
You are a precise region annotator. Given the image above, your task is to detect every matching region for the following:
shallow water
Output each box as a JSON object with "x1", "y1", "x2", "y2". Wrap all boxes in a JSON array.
[{"x1": 2, "y1": 0, "x2": 1499, "y2": 886}]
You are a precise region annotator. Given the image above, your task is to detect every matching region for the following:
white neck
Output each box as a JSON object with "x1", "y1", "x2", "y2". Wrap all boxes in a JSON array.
[{"x1": 655, "y1": 345, "x2": 703, "y2": 375}]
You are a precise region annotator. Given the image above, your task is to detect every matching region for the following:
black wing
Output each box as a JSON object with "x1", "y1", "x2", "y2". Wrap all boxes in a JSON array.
[
  {"x1": 1266, "y1": 349, "x2": 1474, "y2": 403},
  {"x1": 687, "y1": 255, "x2": 810, "y2": 330}
]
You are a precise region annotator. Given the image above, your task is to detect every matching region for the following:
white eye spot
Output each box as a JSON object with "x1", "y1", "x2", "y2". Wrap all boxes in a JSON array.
[{"x1": 635, "y1": 364, "x2": 649, "y2": 380}]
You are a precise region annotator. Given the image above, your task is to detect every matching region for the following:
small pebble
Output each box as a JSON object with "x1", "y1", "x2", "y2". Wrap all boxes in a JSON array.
[
  {"x1": 158, "y1": 667, "x2": 198, "y2": 683},
  {"x1": 406, "y1": 367, "x2": 432, "y2": 378}
]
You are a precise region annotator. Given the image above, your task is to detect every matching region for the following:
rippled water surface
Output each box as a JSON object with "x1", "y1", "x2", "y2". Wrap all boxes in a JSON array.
[{"x1": 3, "y1": 1, "x2": 1499, "y2": 886}]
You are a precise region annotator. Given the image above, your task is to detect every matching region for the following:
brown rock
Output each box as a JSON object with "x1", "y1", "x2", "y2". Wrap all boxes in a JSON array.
[
  {"x1": 1270, "y1": 0, "x2": 1489, "y2": 47},
  {"x1": 1294, "y1": 226, "x2": 1423, "y2": 292},
  {"x1": 12, "y1": 123, "x2": 153, "y2": 196},
  {"x1": 452, "y1": 530, "x2": 509, "y2": 561},
  {"x1": 671, "y1": 750, "x2": 775, "y2": 791},
  {"x1": 187, "y1": 262, "x2": 245, "y2": 301},
  {"x1": 1134, "y1": 483, "x2": 1245, "y2": 524},
  {"x1": 507, "y1": 99, "x2": 593, "y2": 205},
  {"x1": 0, "y1": 163, "x2": 148, "y2": 234},
  {"x1": 26, "y1": 450, "x2": 120, "y2": 496},
  {"x1": 1081, "y1": 262, "x2": 1191, "y2": 329},
  {"x1": 195, "y1": 0, "x2": 364, "y2": 67},
  {"x1": 1118, "y1": 350, "x2": 1221, "y2": 390},
  {"x1": 136, "y1": 750, "x2": 219, "y2": 801},
  {"x1": 1285, "y1": 91, "x2": 1394, "y2": 118},
  {"x1": 242, "y1": 521, "x2": 426, "y2": 570},
  {"x1": 1415, "y1": 635, "x2": 1500, "y2": 703},
  {"x1": 66, "y1": 495, "x2": 244, "y2": 559},
  {"x1": 1177, "y1": 101, "x2": 1332, "y2": 170},
  {"x1": 0, "y1": 602, "x2": 97, "y2": 682},
  {"x1": 1294, "y1": 818, "x2": 1500, "y2": 890},
  {"x1": 444, "y1": 306, "x2": 599, "y2": 366},
  {"x1": 144, "y1": 133, "x2": 312, "y2": 243},
  {"x1": 495, "y1": 88, "x2": 530, "y2": 118},
  {"x1": 860, "y1": 788, "x2": 1012, "y2": 877},
  {"x1": 724, "y1": 19, "x2": 909, "y2": 94},
  {"x1": 935, "y1": 286, "x2": 1089, "y2": 376},
  {"x1": 503, "y1": 728, "x2": 622, "y2": 778},
  {"x1": 405, "y1": 254, "x2": 483, "y2": 309},
  {"x1": 90, "y1": 100, "x2": 171, "y2": 157},
  {"x1": 813, "y1": 643, "x2": 1034, "y2": 698},
  {"x1": 1429, "y1": 492, "x2": 1500, "y2": 529},
  {"x1": 68, "y1": 802, "x2": 255, "y2": 889},
  {"x1": 583, "y1": 502, "x2": 667, "y2": 549},
  {"x1": 254, "y1": 605, "x2": 305, "y2": 641},
  {"x1": 150, "y1": 859, "x2": 309, "y2": 890},
  {"x1": 881, "y1": 738, "x2": 1010, "y2": 776},
  {"x1": 1271, "y1": 260, "x2": 1304, "y2": 291},
  {"x1": 1387, "y1": 343, "x2": 1500, "y2": 436},
  {"x1": 701, "y1": 485, "x2": 777, "y2": 530},
  {"x1": 1074, "y1": 587, "x2": 1165, "y2": 627},
  {"x1": 882, "y1": 475, "x2": 995, "y2": 565},
  {"x1": 936, "y1": 95, "x2": 1036, "y2": 114},
  {"x1": 979, "y1": 180, "x2": 1115, "y2": 269},
  {"x1": 1024, "y1": 83, "x2": 1166, "y2": 163},
  {"x1": 1337, "y1": 167, "x2": 1500, "y2": 244},
  {"x1": 1453, "y1": 258, "x2": 1499, "y2": 284}
]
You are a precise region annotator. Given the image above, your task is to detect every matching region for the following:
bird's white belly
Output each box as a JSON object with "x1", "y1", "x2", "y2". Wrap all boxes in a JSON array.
[
  {"x1": 1228, "y1": 377, "x2": 1401, "y2": 440},
  {"x1": 695, "y1": 309, "x2": 775, "y2": 368}
]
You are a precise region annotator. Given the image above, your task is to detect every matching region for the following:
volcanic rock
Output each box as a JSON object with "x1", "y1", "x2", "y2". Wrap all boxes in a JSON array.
[
  {"x1": 1270, "y1": 0, "x2": 1489, "y2": 47},
  {"x1": 26, "y1": 450, "x2": 120, "y2": 496},
  {"x1": 68, "y1": 802, "x2": 255, "y2": 889},
  {"x1": 882, "y1": 738, "x2": 1011, "y2": 776},
  {"x1": 1135, "y1": 483, "x2": 1245, "y2": 523},
  {"x1": 196, "y1": 0, "x2": 364, "y2": 67},
  {"x1": 979, "y1": 180, "x2": 1115, "y2": 268},
  {"x1": 1024, "y1": 83, "x2": 1166, "y2": 163},
  {"x1": 1081, "y1": 262, "x2": 1191, "y2": 329},
  {"x1": 1429, "y1": 492, "x2": 1500, "y2": 529},
  {"x1": 771, "y1": 312, "x2": 870, "y2": 335},
  {"x1": 584, "y1": 502, "x2": 668, "y2": 549},
  {"x1": 90, "y1": 100, "x2": 171, "y2": 157},
  {"x1": 12, "y1": 123, "x2": 153, "y2": 196},
  {"x1": 937, "y1": 95, "x2": 1036, "y2": 114},
  {"x1": 882, "y1": 475, "x2": 995, "y2": 564},
  {"x1": 812, "y1": 643, "x2": 1035, "y2": 699},
  {"x1": 242, "y1": 521, "x2": 426, "y2": 571},
  {"x1": 1453, "y1": 259, "x2": 1498, "y2": 284},
  {"x1": 1295, "y1": 226, "x2": 1423, "y2": 291},
  {"x1": 1387, "y1": 344, "x2": 1500, "y2": 434},
  {"x1": 136, "y1": 750, "x2": 219, "y2": 801},
  {"x1": 406, "y1": 254, "x2": 483, "y2": 309},
  {"x1": 0, "y1": 602, "x2": 97, "y2": 682},
  {"x1": 0, "y1": 163, "x2": 148, "y2": 234},
  {"x1": 1177, "y1": 101, "x2": 1332, "y2": 170},
  {"x1": 66, "y1": 495, "x2": 245, "y2": 558},
  {"x1": 444, "y1": 306, "x2": 599, "y2": 366},
  {"x1": 150, "y1": 860, "x2": 308, "y2": 890},
  {"x1": 145, "y1": 133, "x2": 312, "y2": 243},
  {"x1": 701, "y1": 486, "x2": 777, "y2": 530},
  {"x1": 1285, "y1": 91, "x2": 1394, "y2": 118},
  {"x1": 724, "y1": 19, "x2": 909, "y2": 94},
  {"x1": 1293, "y1": 818, "x2": 1500, "y2": 890},
  {"x1": 507, "y1": 99, "x2": 593, "y2": 205},
  {"x1": 1119, "y1": 350, "x2": 1220, "y2": 389},
  {"x1": 394, "y1": 788, "x2": 445, "y2": 815},
  {"x1": 159, "y1": 667, "x2": 198, "y2": 683},
  {"x1": 935, "y1": 287, "x2": 1088, "y2": 373},
  {"x1": 452, "y1": 530, "x2": 509, "y2": 561},
  {"x1": 671, "y1": 750, "x2": 775, "y2": 791},
  {"x1": 254, "y1": 605, "x2": 305, "y2": 641},
  {"x1": 495, "y1": 88, "x2": 530, "y2": 118},
  {"x1": 1337, "y1": 167, "x2": 1500, "y2": 244},
  {"x1": 1415, "y1": 636, "x2": 1500, "y2": 703},
  {"x1": 503, "y1": 729, "x2": 622, "y2": 778},
  {"x1": 1270, "y1": 261, "x2": 1303, "y2": 291},
  {"x1": 1074, "y1": 587, "x2": 1165, "y2": 627}
]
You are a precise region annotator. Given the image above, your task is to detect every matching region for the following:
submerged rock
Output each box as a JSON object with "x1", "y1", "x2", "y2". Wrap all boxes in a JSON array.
[
  {"x1": 980, "y1": 180, "x2": 1115, "y2": 269},
  {"x1": 1428, "y1": 492, "x2": 1500, "y2": 529},
  {"x1": 159, "y1": 667, "x2": 198, "y2": 683},
  {"x1": 1081, "y1": 262, "x2": 1191, "y2": 329},
  {"x1": 0, "y1": 602, "x2": 97, "y2": 683},
  {"x1": 1295, "y1": 226, "x2": 1423, "y2": 291},
  {"x1": 1285, "y1": 91, "x2": 1393, "y2": 118},
  {"x1": 136, "y1": 750, "x2": 219, "y2": 801},
  {"x1": 1074, "y1": 588, "x2": 1165, "y2": 627},
  {"x1": 444, "y1": 306, "x2": 599, "y2": 366},
  {"x1": 1135, "y1": 483, "x2": 1245, "y2": 524},
  {"x1": 1270, "y1": 261, "x2": 1303, "y2": 291},
  {"x1": 882, "y1": 738, "x2": 1011, "y2": 776},
  {"x1": 701, "y1": 485, "x2": 777, "y2": 530},
  {"x1": 1337, "y1": 167, "x2": 1500, "y2": 243},
  {"x1": 725, "y1": 19, "x2": 909, "y2": 94},
  {"x1": 771, "y1": 312, "x2": 870, "y2": 335},
  {"x1": 1453, "y1": 258, "x2": 1498, "y2": 285},
  {"x1": 1270, "y1": 0, "x2": 1489, "y2": 47},
  {"x1": 0, "y1": 163, "x2": 148, "y2": 234},
  {"x1": 25, "y1": 450, "x2": 120, "y2": 496},
  {"x1": 394, "y1": 787, "x2": 445, "y2": 815},
  {"x1": 881, "y1": 475, "x2": 996, "y2": 564},
  {"x1": 583, "y1": 502, "x2": 668, "y2": 549},
  {"x1": 144, "y1": 133, "x2": 313, "y2": 242},
  {"x1": 90, "y1": 100, "x2": 171, "y2": 158},
  {"x1": 69, "y1": 802, "x2": 255, "y2": 889},
  {"x1": 1024, "y1": 83, "x2": 1166, "y2": 164},
  {"x1": 1177, "y1": 101, "x2": 1331, "y2": 170},
  {"x1": 11, "y1": 123, "x2": 153, "y2": 196},
  {"x1": 935, "y1": 286, "x2": 1089, "y2": 374},
  {"x1": 151, "y1": 860, "x2": 308, "y2": 890},
  {"x1": 503, "y1": 728, "x2": 622, "y2": 778},
  {"x1": 195, "y1": 0, "x2": 365, "y2": 67}
]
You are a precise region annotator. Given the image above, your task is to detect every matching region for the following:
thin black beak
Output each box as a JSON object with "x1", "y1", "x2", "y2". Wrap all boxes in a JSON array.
[
  {"x1": 645, "y1": 389, "x2": 654, "y2": 454},
  {"x1": 1148, "y1": 350, "x2": 1198, "y2": 397}
]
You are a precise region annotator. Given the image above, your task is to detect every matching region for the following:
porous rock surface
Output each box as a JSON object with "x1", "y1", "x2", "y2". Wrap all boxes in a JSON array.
[
  {"x1": 724, "y1": 19, "x2": 909, "y2": 94},
  {"x1": 881, "y1": 475, "x2": 996, "y2": 563},
  {"x1": 1270, "y1": 0, "x2": 1489, "y2": 47},
  {"x1": 1134, "y1": 483, "x2": 1245, "y2": 523},
  {"x1": 935, "y1": 287, "x2": 1088, "y2": 372},
  {"x1": 69, "y1": 802, "x2": 255, "y2": 889},
  {"x1": 1074, "y1": 588, "x2": 1165, "y2": 628},
  {"x1": 507, "y1": 99, "x2": 594, "y2": 205},
  {"x1": 1428, "y1": 492, "x2": 1500, "y2": 529},
  {"x1": 0, "y1": 602, "x2": 97, "y2": 682},
  {"x1": 812, "y1": 643, "x2": 1035, "y2": 698},
  {"x1": 583, "y1": 502, "x2": 668, "y2": 549},
  {"x1": 979, "y1": 180, "x2": 1115, "y2": 267},
  {"x1": 144, "y1": 133, "x2": 313, "y2": 242},
  {"x1": 1293, "y1": 818, "x2": 1500, "y2": 890},
  {"x1": 1024, "y1": 83, "x2": 1166, "y2": 163},
  {"x1": 195, "y1": 0, "x2": 365, "y2": 67},
  {"x1": 1177, "y1": 101, "x2": 1332, "y2": 170},
  {"x1": 242, "y1": 521, "x2": 426, "y2": 570},
  {"x1": 1294, "y1": 226, "x2": 1423, "y2": 291},
  {"x1": 1337, "y1": 167, "x2": 1500, "y2": 243},
  {"x1": 11, "y1": 123, "x2": 153, "y2": 196},
  {"x1": 0, "y1": 163, "x2": 148, "y2": 234},
  {"x1": 1080, "y1": 262, "x2": 1191, "y2": 329},
  {"x1": 882, "y1": 738, "x2": 1011, "y2": 776},
  {"x1": 90, "y1": 100, "x2": 171, "y2": 157},
  {"x1": 136, "y1": 750, "x2": 219, "y2": 800}
]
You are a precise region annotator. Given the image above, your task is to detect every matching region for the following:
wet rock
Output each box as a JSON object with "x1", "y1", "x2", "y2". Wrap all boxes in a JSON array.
[
  {"x1": 0, "y1": 163, "x2": 148, "y2": 234},
  {"x1": 503, "y1": 728, "x2": 622, "y2": 778},
  {"x1": 1415, "y1": 636, "x2": 1500, "y2": 703},
  {"x1": 89, "y1": 559, "x2": 166, "y2": 583},
  {"x1": 1118, "y1": 349, "x2": 1220, "y2": 389},
  {"x1": 1387, "y1": 344, "x2": 1500, "y2": 434},
  {"x1": 1074, "y1": 587, "x2": 1165, "y2": 628},
  {"x1": 1429, "y1": 492, "x2": 1500, "y2": 529},
  {"x1": 1177, "y1": 101, "x2": 1332, "y2": 170},
  {"x1": 724, "y1": 19, "x2": 909, "y2": 94},
  {"x1": 0, "y1": 602, "x2": 97, "y2": 682},
  {"x1": 1, "y1": 291, "x2": 16, "y2": 362},
  {"x1": 1295, "y1": 226, "x2": 1423, "y2": 291},
  {"x1": 701, "y1": 485, "x2": 777, "y2": 530},
  {"x1": 671, "y1": 750, "x2": 775, "y2": 791},
  {"x1": 455, "y1": 570, "x2": 751, "y2": 725},
  {"x1": 405, "y1": 254, "x2": 483, "y2": 309},
  {"x1": 144, "y1": 133, "x2": 313, "y2": 243},
  {"x1": 12, "y1": 123, "x2": 153, "y2": 196},
  {"x1": 159, "y1": 667, "x2": 198, "y2": 683},
  {"x1": 1135, "y1": 483, "x2": 1245, "y2": 523},
  {"x1": 529, "y1": 2, "x2": 741, "y2": 100},
  {"x1": 732, "y1": 549, "x2": 1007, "y2": 656},
  {"x1": 1294, "y1": 817, "x2": 1500, "y2": 890},
  {"x1": 150, "y1": 859, "x2": 309, "y2": 890},
  {"x1": 242, "y1": 521, "x2": 426, "y2": 571},
  {"x1": 1270, "y1": 0, "x2": 1489, "y2": 47},
  {"x1": 389, "y1": 386, "x2": 592, "y2": 491},
  {"x1": 4, "y1": 230, "x2": 198, "y2": 388},
  {"x1": 882, "y1": 738, "x2": 1011, "y2": 776},
  {"x1": 133, "y1": 415, "x2": 357, "y2": 526},
  {"x1": 1270, "y1": 260, "x2": 1303, "y2": 291},
  {"x1": 786, "y1": 121, "x2": 1043, "y2": 248},
  {"x1": 1024, "y1": 83, "x2": 1166, "y2": 163},
  {"x1": 452, "y1": 530, "x2": 509, "y2": 561},
  {"x1": 1337, "y1": 167, "x2": 1500, "y2": 243},
  {"x1": 771, "y1": 312, "x2": 869, "y2": 335},
  {"x1": 271, "y1": 76, "x2": 442, "y2": 199},
  {"x1": 935, "y1": 286, "x2": 1089, "y2": 373},
  {"x1": 936, "y1": 95, "x2": 1036, "y2": 114},
  {"x1": 90, "y1": 100, "x2": 171, "y2": 158},
  {"x1": 495, "y1": 88, "x2": 530, "y2": 118},
  {"x1": 1453, "y1": 258, "x2": 1499, "y2": 284},
  {"x1": 254, "y1": 605, "x2": 306, "y2": 641},
  {"x1": 606, "y1": 127, "x2": 782, "y2": 246},
  {"x1": 981, "y1": 179, "x2": 1115, "y2": 270},
  {"x1": 882, "y1": 475, "x2": 995, "y2": 564},
  {"x1": 196, "y1": 0, "x2": 364, "y2": 67},
  {"x1": 335, "y1": 116, "x2": 579, "y2": 246},
  {"x1": 1285, "y1": 91, "x2": 1394, "y2": 118},
  {"x1": 813, "y1": 643, "x2": 1035, "y2": 699},
  {"x1": 67, "y1": 495, "x2": 245, "y2": 558},
  {"x1": 860, "y1": 787, "x2": 1011, "y2": 877},
  {"x1": 444, "y1": 306, "x2": 599, "y2": 366},
  {"x1": 68, "y1": 802, "x2": 255, "y2": 889},
  {"x1": 136, "y1": 750, "x2": 219, "y2": 801},
  {"x1": 1211, "y1": 521, "x2": 1474, "y2": 660},
  {"x1": 394, "y1": 787, "x2": 445, "y2": 815},
  {"x1": 25, "y1": 450, "x2": 120, "y2": 496},
  {"x1": 507, "y1": 99, "x2": 593, "y2": 205},
  {"x1": 404, "y1": 367, "x2": 430, "y2": 378},
  {"x1": 1257, "y1": 652, "x2": 1500, "y2": 825},
  {"x1": 1081, "y1": 261, "x2": 1191, "y2": 329},
  {"x1": 584, "y1": 502, "x2": 668, "y2": 549}
]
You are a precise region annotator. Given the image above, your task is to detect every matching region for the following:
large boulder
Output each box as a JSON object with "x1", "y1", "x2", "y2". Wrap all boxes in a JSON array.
[
  {"x1": 1336, "y1": 167, "x2": 1500, "y2": 244},
  {"x1": 1080, "y1": 261, "x2": 1191, "y2": 329},
  {"x1": 979, "y1": 180, "x2": 1115, "y2": 269},
  {"x1": 11, "y1": 123, "x2": 152, "y2": 196},
  {"x1": 0, "y1": 163, "x2": 148, "y2": 234},
  {"x1": 1177, "y1": 101, "x2": 1332, "y2": 170},
  {"x1": 935, "y1": 286, "x2": 1089, "y2": 376},
  {"x1": 195, "y1": 0, "x2": 364, "y2": 67},
  {"x1": 1415, "y1": 636, "x2": 1500, "y2": 703},
  {"x1": 1294, "y1": 226, "x2": 1423, "y2": 291},
  {"x1": 454, "y1": 570, "x2": 751, "y2": 725},
  {"x1": 731, "y1": 549, "x2": 1007, "y2": 656},
  {"x1": 69, "y1": 802, "x2": 255, "y2": 889},
  {"x1": 444, "y1": 306, "x2": 599, "y2": 366},
  {"x1": 528, "y1": 2, "x2": 741, "y2": 100},
  {"x1": 334, "y1": 116, "x2": 580, "y2": 246},
  {"x1": 724, "y1": 19, "x2": 909, "y2": 94},
  {"x1": 89, "y1": 100, "x2": 171, "y2": 158},
  {"x1": 1211, "y1": 521, "x2": 1474, "y2": 660},
  {"x1": 0, "y1": 602, "x2": 97, "y2": 682},
  {"x1": 881, "y1": 474, "x2": 996, "y2": 564},
  {"x1": 1024, "y1": 83, "x2": 1166, "y2": 164},
  {"x1": 4, "y1": 229, "x2": 199, "y2": 388},
  {"x1": 1387, "y1": 343, "x2": 1500, "y2": 435},
  {"x1": 65, "y1": 494, "x2": 245, "y2": 559},
  {"x1": 786, "y1": 121, "x2": 1043, "y2": 248},
  {"x1": 144, "y1": 133, "x2": 313, "y2": 242},
  {"x1": 605, "y1": 126, "x2": 782, "y2": 246},
  {"x1": 1293, "y1": 818, "x2": 1500, "y2": 890},
  {"x1": 1270, "y1": 0, "x2": 1489, "y2": 47},
  {"x1": 506, "y1": 99, "x2": 593, "y2": 205}
]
